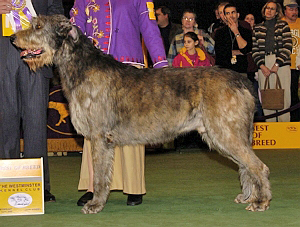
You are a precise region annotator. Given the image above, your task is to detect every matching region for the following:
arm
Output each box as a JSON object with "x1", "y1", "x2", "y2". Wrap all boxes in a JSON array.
[
  {"x1": 227, "y1": 18, "x2": 247, "y2": 50},
  {"x1": 138, "y1": 0, "x2": 168, "y2": 68},
  {"x1": 296, "y1": 49, "x2": 300, "y2": 69},
  {"x1": 252, "y1": 28, "x2": 271, "y2": 77},
  {"x1": 200, "y1": 29, "x2": 215, "y2": 55},
  {"x1": 274, "y1": 21, "x2": 292, "y2": 68},
  {"x1": 252, "y1": 26, "x2": 265, "y2": 69},
  {"x1": 167, "y1": 37, "x2": 178, "y2": 66},
  {"x1": 69, "y1": 0, "x2": 88, "y2": 34},
  {"x1": 235, "y1": 27, "x2": 252, "y2": 56}
]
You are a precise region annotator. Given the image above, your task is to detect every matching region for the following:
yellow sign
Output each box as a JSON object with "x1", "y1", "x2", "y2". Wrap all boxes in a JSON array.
[
  {"x1": 0, "y1": 158, "x2": 44, "y2": 216},
  {"x1": 252, "y1": 122, "x2": 300, "y2": 149}
]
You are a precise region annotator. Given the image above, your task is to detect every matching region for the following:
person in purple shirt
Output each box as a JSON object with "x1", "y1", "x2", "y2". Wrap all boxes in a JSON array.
[{"x1": 70, "y1": 0, "x2": 168, "y2": 206}]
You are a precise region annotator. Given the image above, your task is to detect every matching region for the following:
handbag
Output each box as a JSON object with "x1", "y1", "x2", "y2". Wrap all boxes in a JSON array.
[{"x1": 260, "y1": 72, "x2": 284, "y2": 110}]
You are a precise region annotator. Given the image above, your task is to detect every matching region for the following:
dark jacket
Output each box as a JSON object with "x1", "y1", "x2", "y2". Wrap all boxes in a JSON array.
[
  {"x1": 159, "y1": 22, "x2": 181, "y2": 54},
  {"x1": 215, "y1": 23, "x2": 252, "y2": 73}
]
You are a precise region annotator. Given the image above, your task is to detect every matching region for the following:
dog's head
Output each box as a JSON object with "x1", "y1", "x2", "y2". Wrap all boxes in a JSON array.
[{"x1": 11, "y1": 14, "x2": 79, "y2": 71}]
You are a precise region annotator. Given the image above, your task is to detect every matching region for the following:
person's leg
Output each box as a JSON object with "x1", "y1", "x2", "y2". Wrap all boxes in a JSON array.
[
  {"x1": 78, "y1": 143, "x2": 146, "y2": 206},
  {"x1": 110, "y1": 146, "x2": 124, "y2": 190},
  {"x1": 0, "y1": 41, "x2": 22, "y2": 159},
  {"x1": 259, "y1": 55, "x2": 278, "y2": 122},
  {"x1": 20, "y1": 64, "x2": 55, "y2": 201},
  {"x1": 78, "y1": 139, "x2": 94, "y2": 191},
  {"x1": 277, "y1": 65, "x2": 291, "y2": 122},
  {"x1": 258, "y1": 69, "x2": 276, "y2": 122},
  {"x1": 21, "y1": 67, "x2": 50, "y2": 185},
  {"x1": 290, "y1": 69, "x2": 300, "y2": 122},
  {"x1": 120, "y1": 144, "x2": 146, "y2": 206},
  {"x1": 77, "y1": 139, "x2": 94, "y2": 206}
]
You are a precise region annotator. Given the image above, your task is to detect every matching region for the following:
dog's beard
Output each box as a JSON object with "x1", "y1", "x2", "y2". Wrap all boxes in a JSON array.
[
  {"x1": 18, "y1": 47, "x2": 55, "y2": 71},
  {"x1": 23, "y1": 52, "x2": 54, "y2": 71}
]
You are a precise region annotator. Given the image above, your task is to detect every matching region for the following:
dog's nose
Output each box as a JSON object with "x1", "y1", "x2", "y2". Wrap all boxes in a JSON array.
[{"x1": 10, "y1": 34, "x2": 16, "y2": 43}]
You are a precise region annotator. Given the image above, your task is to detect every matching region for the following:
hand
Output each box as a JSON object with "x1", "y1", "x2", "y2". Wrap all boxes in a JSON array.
[
  {"x1": 260, "y1": 65, "x2": 271, "y2": 77},
  {"x1": 270, "y1": 64, "x2": 279, "y2": 73},
  {"x1": 227, "y1": 17, "x2": 239, "y2": 34},
  {"x1": 232, "y1": 50, "x2": 243, "y2": 56},
  {"x1": 197, "y1": 35, "x2": 204, "y2": 46},
  {"x1": 0, "y1": 0, "x2": 12, "y2": 14}
]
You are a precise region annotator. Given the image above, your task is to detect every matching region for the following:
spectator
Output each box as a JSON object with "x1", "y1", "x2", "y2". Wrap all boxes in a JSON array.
[
  {"x1": 172, "y1": 32, "x2": 211, "y2": 67},
  {"x1": 0, "y1": 0, "x2": 64, "y2": 202},
  {"x1": 155, "y1": 6, "x2": 181, "y2": 55},
  {"x1": 282, "y1": 0, "x2": 300, "y2": 122},
  {"x1": 167, "y1": 9, "x2": 215, "y2": 66},
  {"x1": 218, "y1": 1, "x2": 230, "y2": 25},
  {"x1": 208, "y1": 4, "x2": 223, "y2": 37},
  {"x1": 215, "y1": 3, "x2": 252, "y2": 75},
  {"x1": 252, "y1": 0, "x2": 292, "y2": 122},
  {"x1": 244, "y1": 13, "x2": 256, "y2": 29}
]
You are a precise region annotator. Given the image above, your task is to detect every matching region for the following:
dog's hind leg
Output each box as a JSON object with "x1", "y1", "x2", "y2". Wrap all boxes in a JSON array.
[
  {"x1": 201, "y1": 127, "x2": 271, "y2": 211},
  {"x1": 81, "y1": 136, "x2": 115, "y2": 214},
  {"x1": 199, "y1": 102, "x2": 271, "y2": 212}
]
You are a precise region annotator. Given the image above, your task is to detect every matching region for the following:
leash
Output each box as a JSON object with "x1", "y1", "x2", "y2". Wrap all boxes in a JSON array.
[{"x1": 254, "y1": 102, "x2": 300, "y2": 122}]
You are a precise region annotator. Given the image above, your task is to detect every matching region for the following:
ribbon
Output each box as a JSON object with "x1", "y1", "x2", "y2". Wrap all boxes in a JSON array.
[{"x1": 11, "y1": 0, "x2": 32, "y2": 31}]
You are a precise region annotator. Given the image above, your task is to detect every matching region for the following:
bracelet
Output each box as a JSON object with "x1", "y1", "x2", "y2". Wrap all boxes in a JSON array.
[
  {"x1": 235, "y1": 33, "x2": 241, "y2": 38},
  {"x1": 274, "y1": 63, "x2": 279, "y2": 67}
]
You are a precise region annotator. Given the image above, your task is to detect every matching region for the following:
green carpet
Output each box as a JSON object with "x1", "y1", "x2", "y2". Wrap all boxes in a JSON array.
[{"x1": 1, "y1": 149, "x2": 300, "y2": 227}]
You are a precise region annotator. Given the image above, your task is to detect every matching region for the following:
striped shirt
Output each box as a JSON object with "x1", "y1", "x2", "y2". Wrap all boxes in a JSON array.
[{"x1": 252, "y1": 19, "x2": 292, "y2": 68}]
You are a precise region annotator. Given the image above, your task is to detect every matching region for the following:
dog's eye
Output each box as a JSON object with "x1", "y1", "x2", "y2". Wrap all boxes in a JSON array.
[{"x1": 35, "y1": 24, "x2": 41, "y2": 29}]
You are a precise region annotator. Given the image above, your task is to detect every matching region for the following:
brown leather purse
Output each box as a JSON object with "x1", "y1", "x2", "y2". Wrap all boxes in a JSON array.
[{"x1": 260, "y1": 72, "x2": 284, "y2": 110}]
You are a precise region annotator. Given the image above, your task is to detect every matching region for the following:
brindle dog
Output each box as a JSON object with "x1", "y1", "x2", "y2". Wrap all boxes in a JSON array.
[{"x1": 12, "y1": 15, "x2": 271, "y2": 214}]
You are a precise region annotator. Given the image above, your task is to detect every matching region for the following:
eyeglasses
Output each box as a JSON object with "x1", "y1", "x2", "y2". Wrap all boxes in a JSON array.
[
  {"x1": 182, "y1": 17, "x2": 195, "y2": 22},
  {"x1": 266, "y1": 7, "x2": 276, "y2": 11}
]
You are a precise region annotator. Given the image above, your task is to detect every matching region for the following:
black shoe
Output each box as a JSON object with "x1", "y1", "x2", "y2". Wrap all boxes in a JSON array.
[
  {"x1": 77, "y1": 192, "x2": 93, "y2": 206},
  {"x1": 127, "y1": 194, "x2": 143, "y2": 206},
  {"x1": 44, "y1": 190, "x2": 56, "y2": 202}
]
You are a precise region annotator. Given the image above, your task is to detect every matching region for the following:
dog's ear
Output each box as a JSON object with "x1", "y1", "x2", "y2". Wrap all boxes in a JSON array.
[
  {"x1": 68, "y1": 26, "x2": 79, "y2": 42},
  {"x1": 56, "y1": 20, "x2": 79, "y2": 43},
  {"x1": 56, "y1": 20, "x2": 72, "y2": 35}
]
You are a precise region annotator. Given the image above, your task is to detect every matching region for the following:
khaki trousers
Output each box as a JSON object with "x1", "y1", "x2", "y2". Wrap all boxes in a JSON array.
[
  {"x1": 78, "y1": 139, "x2": 146, "y2": 195},
  {"x1": 258, "y1": 55, "x2": 291, "y2": 122}
]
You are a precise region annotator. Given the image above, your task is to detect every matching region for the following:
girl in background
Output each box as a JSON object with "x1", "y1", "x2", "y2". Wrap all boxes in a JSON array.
[
  {"x1": 167, "y1": 9, "x2": 215, "y2": 66},
  {"x1": 172, "y1": 32, "x2": 211, "y2": 67}
]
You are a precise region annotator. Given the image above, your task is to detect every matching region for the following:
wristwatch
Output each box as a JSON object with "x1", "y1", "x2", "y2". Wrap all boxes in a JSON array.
[
  {"x1": 235, "y1": 33, "x2": 241, "y2": 38},
  {"x1": 274, "y1": 63, "x2": 279, "y2": 67}
]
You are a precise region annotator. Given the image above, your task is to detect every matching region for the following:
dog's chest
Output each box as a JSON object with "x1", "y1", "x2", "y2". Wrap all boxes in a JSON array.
[{"x1": 65, "y1": 89, "x2": 93, "y2": 137}]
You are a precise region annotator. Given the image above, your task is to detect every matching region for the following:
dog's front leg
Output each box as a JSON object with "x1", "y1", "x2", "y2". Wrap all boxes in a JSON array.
[{"x1": 81, "y1": 136, "x2": 114, "y2": 214}]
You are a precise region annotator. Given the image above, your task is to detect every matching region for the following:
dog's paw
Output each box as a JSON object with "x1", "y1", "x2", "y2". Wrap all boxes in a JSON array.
[
  {"x1": 245, "y1": 201, "x2": 270, "y2": 212},
  {"x1": 234, "y1": 194, "x2": 248, "y2": 204},
  {"x1": 81, "y1": 201, "x2": 104, "y2": 214}
]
